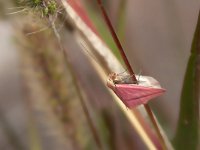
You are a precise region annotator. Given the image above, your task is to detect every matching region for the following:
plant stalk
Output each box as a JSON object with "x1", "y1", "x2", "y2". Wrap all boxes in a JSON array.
[
  {"x1": 56, "y1": 37, "x2": 103, "y2": 149},
  {"x1": 96, "y1": 0, "x2": 137, "y2": 81},
  {"x1": 96, "y1": 0, "x2": 166, "y2": 149}
]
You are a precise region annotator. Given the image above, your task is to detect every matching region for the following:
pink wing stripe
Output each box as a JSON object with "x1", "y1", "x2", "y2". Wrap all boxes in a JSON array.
[
  {"x1": 113, "y1": 84, "x2": 165, "y2": 108},
  {"x1": 115, "y1": 84, "x2": 165, "y2": 100},
  {"x1": 126, "y1": 92, "x2": 164, "y2": 108}
]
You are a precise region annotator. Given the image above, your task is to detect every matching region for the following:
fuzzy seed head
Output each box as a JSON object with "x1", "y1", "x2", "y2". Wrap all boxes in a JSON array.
[
  {"x1": 33, "y1": 0, "x2": 41, "y2": 5},
  {"x1": 47, "y1": 1, "x2": 57, "y2": 15}
]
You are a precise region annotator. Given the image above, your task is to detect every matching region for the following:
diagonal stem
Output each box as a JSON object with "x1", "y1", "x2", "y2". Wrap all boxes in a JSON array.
[
  {"x1": 96, "y1": 0, "x2": 137, "y2": 81},
  {"x1": 62, "y1": 48, "x2": 103, "y2": 149},
  {"x1": 145, "y1": 104, "x2": 167, "y2": 150},
  {"x1": 96, "y1": 0, "x2": 166, "y2": 149},
  {"x1": 51, "y1": 16, "x2": 103, "y2": 148}
]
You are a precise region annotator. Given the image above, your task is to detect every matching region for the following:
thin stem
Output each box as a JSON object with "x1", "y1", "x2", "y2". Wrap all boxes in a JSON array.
[
  {"x1": 70, "y1": 69, "x2": 103, "y2": 149},
  {"x1": 144, "y1": 104, "x2": 167, "y2": 149},
  {"x1": 54, "y1": 33, "x2": 103, "y2": 149},
  {"x1": 63, "y1": 50, "x2": 103, "y2": 149},
  {"x1": 96, "y1": 0, "x2": 137, "y2": 81},
  {"x1": 47, "y1": 12, "x2": 103, "y2": 148},
  {"x1": 96, "y1": 0, "x2": 166, "y2": 149}
]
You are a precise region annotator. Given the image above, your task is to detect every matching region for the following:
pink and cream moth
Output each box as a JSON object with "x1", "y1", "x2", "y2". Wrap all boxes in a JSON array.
[{"x1": 107, "y1": 73, "x2": 166, "y2": 108}]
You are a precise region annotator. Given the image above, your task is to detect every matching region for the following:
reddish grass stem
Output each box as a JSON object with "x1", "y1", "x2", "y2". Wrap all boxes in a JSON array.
[
  {"x1": 96, "y1": 0, "x2": 137, "y2": 81},
  {"x1": 145, "y1": 104, "x2": 167, "y2": 149},
  {"x1": 96, "y1": 0, "x2": 166, "y2": 149}
]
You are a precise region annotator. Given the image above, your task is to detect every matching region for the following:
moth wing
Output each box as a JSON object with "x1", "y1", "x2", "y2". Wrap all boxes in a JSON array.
[{"x1": 114, "y1": 84, "x2": 165, "y2": 108}]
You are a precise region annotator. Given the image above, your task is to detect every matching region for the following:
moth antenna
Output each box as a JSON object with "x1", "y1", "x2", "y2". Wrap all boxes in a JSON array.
[
  {"x1": 78, "y1": 38, "x2": 102, "y2": 66},
  {"x1": 96, "y1": 0, "x2": 136, "y2": 81}
]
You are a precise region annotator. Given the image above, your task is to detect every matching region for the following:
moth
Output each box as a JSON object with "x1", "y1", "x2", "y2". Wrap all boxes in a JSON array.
[{"x1": 107, "y1": 73, "x2": 166, "y2": 108}]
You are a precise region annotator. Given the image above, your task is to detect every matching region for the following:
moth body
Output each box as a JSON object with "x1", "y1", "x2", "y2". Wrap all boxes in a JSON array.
[{"x1": 107, "y1": 73, "x2": 166, "y2": 108}]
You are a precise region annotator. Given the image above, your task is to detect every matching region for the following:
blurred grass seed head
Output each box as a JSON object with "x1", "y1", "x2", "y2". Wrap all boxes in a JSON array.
[{"x1": 21, "y1": 0, "x2": 57, "y2": 16}]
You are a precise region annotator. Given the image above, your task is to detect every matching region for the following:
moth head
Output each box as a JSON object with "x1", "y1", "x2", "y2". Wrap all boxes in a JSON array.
[
  {"x1": 108, "y1": 72, "x2": 123, "y2": 84},
  {"x1": 107, "y1": 73, "x2": 117, "y2": 89}
]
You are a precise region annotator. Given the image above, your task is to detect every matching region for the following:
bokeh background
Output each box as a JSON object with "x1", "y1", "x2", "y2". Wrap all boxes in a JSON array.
[{"x1": 0, "y1": 0, "x2": 199, "y2": 149}]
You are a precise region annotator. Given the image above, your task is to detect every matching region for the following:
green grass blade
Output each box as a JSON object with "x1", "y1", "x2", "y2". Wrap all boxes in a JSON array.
[
  {"x1": 173, "y1": 10, "x2": 200, "y2": 150},
  {"x1": 115, "y1": 0, "x2": 127, "y2": 43}
]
